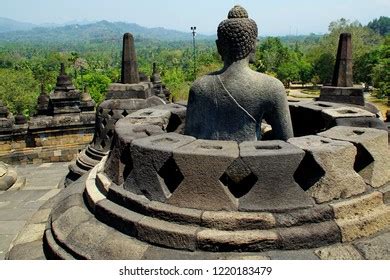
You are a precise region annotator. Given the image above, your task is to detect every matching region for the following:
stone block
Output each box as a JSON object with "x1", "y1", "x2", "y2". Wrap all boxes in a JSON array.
[
  {"x1": 277, "y1": 221, "x2": 341, "y2": 249},
  {"x1": 167, "y1": 140, "x2": 239, "y2": 211},
  {"x1": 153, "y1": 103, "x2": 187, "y2": 133},
  {"x1": 274, "y1": 205, "x2": 334, "y2": 227},
  {"x1": 85, "y1": 168, "x2": 106, "y2": 211},
  {"x1": 29, "y1": 208, "x2": 52, "y2": 224},
  {"x1": 7, "y1": 240, "x2": 45, "y2": 260},
  {"x1": 289, "y1": 135, "x2": 366, "y2": 203},
  {"x1": 197, "y1": 229, "x2": 278, "y2": 252},
  {"x1": 335, "y1": 205, "x2": 390, "y2": 242},
  {"x1": 315, "y1": 244, "x2": 363, "y2": 260},
  {"x1": 127, "y1": 108, "x2": 171, "y2": 130},
  {"x1": 289, "y1": 101, "x2": 341, "y2": 136},
  {"x1": 106, "y1": 82, "x2": 152, "y2": 99},
  {"x1": 266, "y1": 249, "x2": 319, "y2": 260},
  {"x1": 136, "y1": 217, "x2": 198, "y2": 251},
  {"x1": 319, "y1": 126, "x2": 390, "y2": 188},
  {"x1": 104, "y1": 122, "x2": 164, "y2": 185},
  {"x1": 51, "y1": 193, "x2": 85, "y2": 221},
  {"x1": 51, "y1": 206, "x2": 91, "y2": 244},
  {"x1": 238, "y1": 140, "x2": 313, "y2": 211},
  {"x1": 65, "y1": 219, "x2": 112, "y2": 259},
  {"x1": 322, "y1": 106, "x2": 374, "y2": 119},
  {"x1": 107, "y1": 184, "x2": 150, "y2": 215},
  {"x1": 354, "y1": 231, "x2": 390, "y2": 259},
  {"x1": 94, "y1": 199, "x2": 144, "y2": 237},
  {"x1": 331, "y1": 192, "x2": 384, "y2": 219},
  {"x1": 147, "y1": 201, "x2": 202, "y2": 225},
  {"x1": 43, "y1": 229, "x2": 74, "y2": 260},
  {"x1": 12, "y1": 223, "x2": 46, "y2": 246},
  {"x1": 335, "y1": 117, "x2": 388, "y2": 131},
  {"x1": 94, "y1": 231, "x2": 149, "y2": 260},
  {"x1": 379, "y1": 184, "x2": 390, "y2": 205},
  {"x1": 201, "y1": 211, "x2": 276, "y2": 230},
  {"x1": 125, "y1": 133, "x2": 195, "y2": 202},
  {"x1": 319, "y1": 86, "x2": 365, "y2": 106}
]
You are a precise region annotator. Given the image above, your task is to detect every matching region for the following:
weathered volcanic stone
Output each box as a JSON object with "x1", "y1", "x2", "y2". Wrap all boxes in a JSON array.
[
  {"x1": 333, "y1": 33, "x2": 353, "y2": 87},
  {"x1": 289, "y1": 101, "x2": 342, "y2": 136},
  {"x1": 289, "y1": 135, "x2": 366, "y2": 203},
  {"x1": 104, "y1": 122, "x2": 164, "y2": 185},
  {"x1": 334, "y1": 116, "x2": 388, "y2": 131},
  {"x1": 136, "y1": 217, "x2": 199, "y2": 251},
  {"x1": 196, "y1": 229, "x2": 279, "y2": 252},
  {"x1": 315, "y1": 244, "x2": 363, "y2": 260},
  {"x1": 319, "y1": 126, "x2": 390, "y2": 188},
  {"x1": 153, "y1": 103, "x2": 187, "y2": 133},
  {"x1": 322, "y1": 106, "x2": 374, "y2": 120},
  {"x1": 126, "y1": 108, "x2": 172, "y2": 129},
  {"x1": 121, "y1": 33, "x2": 140, "y2": 84},
  {"x1": 319, "y1": 33, "x2": 365, "y2": 106},
  {"x1": 238, "y1": 140, "x2": 313, "y2": 211},
  {"x1": 277, "y1": 221, "x2": 341, "y2": 249},
  {"x1": 0, "y1": 162, "x2": 17, "y2": 191},
  {"x1": 354, "y1": 231, "x2": 390, "y2": 259},
  {"x1": 168, "y1": 140, "x2": 239, "y2": 211},
  {"x1": 331, "y1": 192, "x2": 390, "y2": 242},
  {"x1": 201, "y1": 211, "x2": 276, "y2": 230},
  {"x1": 125, "y1": 133, "x2": 195, "y2": 202},
  {"x1": 274, "y1": 205, "x2": 334, "y2": 227}
]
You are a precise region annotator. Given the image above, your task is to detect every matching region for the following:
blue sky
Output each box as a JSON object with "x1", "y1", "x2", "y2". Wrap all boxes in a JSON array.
[{"x1": 1, "y1": 0, "x2": 389, "y2": 35}]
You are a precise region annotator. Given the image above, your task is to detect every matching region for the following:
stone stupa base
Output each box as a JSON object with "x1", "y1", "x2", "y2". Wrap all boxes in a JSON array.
[{"x1": 6, "y1": 101, "x2": 390, "y2": 260}]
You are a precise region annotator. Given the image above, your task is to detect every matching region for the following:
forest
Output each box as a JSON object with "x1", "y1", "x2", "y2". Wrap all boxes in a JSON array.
[{"x1": 0, "y1": 16, "x2": 389, "y2": 117}]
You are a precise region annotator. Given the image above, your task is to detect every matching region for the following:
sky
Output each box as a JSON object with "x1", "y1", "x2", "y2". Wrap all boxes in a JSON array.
[{"x1": 1, "y1": 0, "x2": 389, "y2": 36}]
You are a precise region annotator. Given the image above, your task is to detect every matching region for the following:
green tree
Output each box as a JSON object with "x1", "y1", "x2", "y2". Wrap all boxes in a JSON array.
[
  {"x1": 367, "y1": 16, "x2": 390, "y2": 36},
  {"x1": 77, "y1": 72, "x2": 111, "y2": 104},
  {"x1": 372, "y1": 36, "x2": 390, "y2": 98},
  {"x1": 0, "y1": 69, "x2": 39, "y2": 115}
]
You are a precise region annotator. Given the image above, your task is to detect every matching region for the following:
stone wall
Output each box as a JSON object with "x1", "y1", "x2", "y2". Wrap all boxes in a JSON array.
[{"x1": 0, "y1": 119, "x2": 94, "y2": 165}]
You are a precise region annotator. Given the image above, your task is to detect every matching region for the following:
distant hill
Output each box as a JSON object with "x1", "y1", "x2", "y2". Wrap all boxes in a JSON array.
[
  {"x1": 0, "y1": 20, "x2": 215, "y2": 43},
  {"x1": 0, "y1": 17, "x2": 36, "y2": 33}
]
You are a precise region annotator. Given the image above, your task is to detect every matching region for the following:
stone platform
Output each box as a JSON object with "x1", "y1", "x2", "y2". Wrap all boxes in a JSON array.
[
  {"x1": 5, "y1": 162, "x2": 390, "y2": 260},
  {"x1": 0, "y1": 162, "x2": 69, "y2": 259},
  {"x1": 6, "y1": 101, "x2": 390, "y2": 260}
]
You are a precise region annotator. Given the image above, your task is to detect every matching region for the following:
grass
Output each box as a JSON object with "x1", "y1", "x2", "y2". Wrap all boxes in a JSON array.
[{"x1": 366, "y1": 95, "x2": 389, "y2": 118}]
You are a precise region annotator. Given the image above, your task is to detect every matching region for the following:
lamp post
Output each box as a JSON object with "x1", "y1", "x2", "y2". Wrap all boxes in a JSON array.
[{"x1": 191, "y1": 26, "x2": 197, "y2": 79}]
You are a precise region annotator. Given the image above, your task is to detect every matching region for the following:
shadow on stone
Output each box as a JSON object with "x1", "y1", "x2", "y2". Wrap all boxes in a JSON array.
[
  {"x1": 157, "y1": 157, "x2": 184, "y2": 194},
  {"x1": 294, "y1": 153, "x2": 325, "y2": 191},
  {"x1": 353, "y1": 144, "x2": 374, "y2": 173}
]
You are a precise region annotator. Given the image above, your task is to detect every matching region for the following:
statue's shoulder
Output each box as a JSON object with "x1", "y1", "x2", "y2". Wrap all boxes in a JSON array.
[
  {"x1": 252, "y1": 71, "x2": 286, "y2": 96},
  {"x1": 190, "y1": 74, "x2": 216, "y2": 93}
]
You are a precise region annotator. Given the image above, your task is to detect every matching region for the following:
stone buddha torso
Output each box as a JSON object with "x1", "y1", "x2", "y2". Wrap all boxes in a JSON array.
[
  {"x1": 184, "y1": 5, "x2": 293, "y2": 142},
  {"x1": 185, "y1": 62, "x2": 292, "y2": 142}
]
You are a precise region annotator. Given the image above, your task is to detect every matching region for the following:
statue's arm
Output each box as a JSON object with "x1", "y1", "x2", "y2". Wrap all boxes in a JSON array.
[{"x1": 264, "y1": 90, "x2": 294, "y2": 140}]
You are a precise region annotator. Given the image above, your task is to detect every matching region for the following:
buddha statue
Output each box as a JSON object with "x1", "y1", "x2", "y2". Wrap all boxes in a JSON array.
[{"x1": 184, "y1": 5, "x2": 293, "y2": 142}]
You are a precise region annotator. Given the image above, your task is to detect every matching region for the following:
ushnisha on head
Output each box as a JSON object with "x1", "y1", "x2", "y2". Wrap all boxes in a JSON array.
[{"x1": 216, "y1": 5, "x2": 258, "y2": 62}]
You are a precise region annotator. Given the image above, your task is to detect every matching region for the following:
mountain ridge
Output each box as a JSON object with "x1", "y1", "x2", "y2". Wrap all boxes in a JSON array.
[{"x1": 0, "y1": 18, "x2": 215, "y2": 42}]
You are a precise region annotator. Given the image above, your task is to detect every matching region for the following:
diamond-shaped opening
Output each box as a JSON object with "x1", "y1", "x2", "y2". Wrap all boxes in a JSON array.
[
  {"x1": 166, "y1": 114, "x2": 182, "y2": 132},
  {"x1": 101, "y1": 140, "x2": 106, "y2": 149},
  {"x1": 157, "y1": 157, "x2": 184, "y2": 194},
  {"x1": 108, "y1": 110, "x2": 114, "y2": 117},
  {"x1": 353, "y1": 144, "x2": 374, "y2": 173},
  {"x1": 107, "y1": 129, "x2": 114, "y2": 139},
  {"x1": 122, "y1": 110, "x2": 129, "y2": 117},
  {"x1": 101, "y1": 119, "x2": 107, "y2": 128},
  {"x1": 294, "y1": 152, "x2": 325, "y2": 191},
  {"x1": 220, "y1": 158, "x2": 257, "y2": 198},
  {"x1": 99, "y1": 108, "x2": 103, "y2": 114}
]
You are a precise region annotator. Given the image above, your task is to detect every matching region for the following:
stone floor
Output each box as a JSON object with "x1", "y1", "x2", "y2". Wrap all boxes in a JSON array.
[{"x1": 0, "y1": 162, "x2": 69, "y2": 259}]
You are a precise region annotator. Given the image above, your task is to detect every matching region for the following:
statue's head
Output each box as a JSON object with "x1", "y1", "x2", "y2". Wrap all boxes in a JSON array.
[{"x1": 216, "y1": 5, "x2": 258, "y2": 63}]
